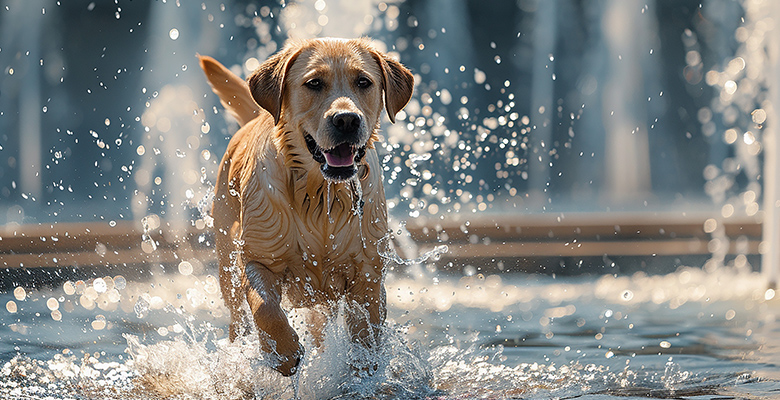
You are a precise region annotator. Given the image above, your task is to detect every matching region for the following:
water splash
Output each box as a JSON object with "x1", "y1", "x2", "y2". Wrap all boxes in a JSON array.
[
  {"x1": 377, "y1": 233, "x2": 448, "y2": 267},
  {"x1": 140, "y1": 214, "x2": 158, "y2": 253},
  {"x1": 662, "y1": 357, "x2": 691, "y2": 392},
  {"x1": 0, "y1": 336, "x2": 755, "y2": 400},
  {"x1": 122, "y1": 302, "x2": 436, "y2": 400},
  {"x1": 228, "y1": 240, "x2": 245, "y2": 293},
  {"x1": 133, "y1": 295, "x2": 150, "y2": 319},
  {"x1": 326, "y1": 180, "x2": 334, "y2": 224},
  {"x1": 197, "y1": 184, "x2": 215, "y2": 228},
  {"x1": 350, "y1": 176, "x2": 367, "y2": 249}
]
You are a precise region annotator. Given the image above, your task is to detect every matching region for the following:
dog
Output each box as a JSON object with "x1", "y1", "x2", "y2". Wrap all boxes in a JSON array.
[{"x1": 199, "y1": 38, "x2": 414, "y2": 376}]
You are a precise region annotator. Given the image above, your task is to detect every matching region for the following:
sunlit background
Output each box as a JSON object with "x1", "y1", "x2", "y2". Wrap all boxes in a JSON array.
[
  {"x1": 3, "y1": 0, "x2": 780, "y2": 399},
  {"x1": 0, "y1": 0, "x2": 768, "y2": 221}
]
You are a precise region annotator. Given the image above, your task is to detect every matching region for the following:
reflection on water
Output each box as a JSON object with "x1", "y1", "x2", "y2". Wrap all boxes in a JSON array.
[{"x1": 2, "y1": 265, "x2": 780, "y2": 399}]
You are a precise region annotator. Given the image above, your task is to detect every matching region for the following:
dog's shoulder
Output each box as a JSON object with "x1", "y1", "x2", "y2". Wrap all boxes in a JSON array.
[{"x1": 225, "y1": 115, "x2": 286, "y2": 184}]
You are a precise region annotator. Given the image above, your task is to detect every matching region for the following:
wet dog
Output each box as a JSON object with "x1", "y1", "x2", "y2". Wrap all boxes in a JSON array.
[{"x1": 199, "y1": 38, "x2": 414, "y2": 376}]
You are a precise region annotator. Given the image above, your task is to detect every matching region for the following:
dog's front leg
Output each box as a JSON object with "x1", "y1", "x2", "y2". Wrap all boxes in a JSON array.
[
  {"x1": 346, "y1": 280, "x2": 386, "y2": 374},
  {"x1": 244, "y1": 261, "x2": 303, "y2": 376}
]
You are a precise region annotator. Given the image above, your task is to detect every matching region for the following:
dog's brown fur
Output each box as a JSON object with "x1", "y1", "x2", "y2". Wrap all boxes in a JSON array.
[{"x1": 199, "y1": 38, "x2": 414, "y2": 376}]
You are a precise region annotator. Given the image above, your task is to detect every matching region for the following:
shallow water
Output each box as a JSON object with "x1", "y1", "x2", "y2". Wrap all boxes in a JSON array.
[{"x1": 2, "y1": 266, "x2": 780, "y2": 399}]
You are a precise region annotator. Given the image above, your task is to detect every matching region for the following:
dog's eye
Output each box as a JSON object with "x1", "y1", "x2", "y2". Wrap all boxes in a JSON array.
[
  {"x1": 305, "y1": 78, "x2": 323, "y2": 90},
  {"x1": 356, "y1": 77, "x2": 372, "y2": 89}
]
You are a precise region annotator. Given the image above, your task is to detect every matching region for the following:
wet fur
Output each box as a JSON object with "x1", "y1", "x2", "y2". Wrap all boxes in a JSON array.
[{"x1": 199, "y1": 38, "x2": 413, "y2": 376}]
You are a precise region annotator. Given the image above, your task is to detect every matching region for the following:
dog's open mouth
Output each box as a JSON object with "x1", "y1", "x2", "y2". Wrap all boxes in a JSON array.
[
  {"x1": 323, "y1": 143, "x2": 356, "y2": 167},
  {"x1": 304, "y1": 133, "x2": 366, "y2": 181}
]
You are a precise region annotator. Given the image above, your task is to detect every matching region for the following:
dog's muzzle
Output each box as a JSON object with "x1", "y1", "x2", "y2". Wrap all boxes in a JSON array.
[{"x1": 304, "y1": 133, "x2": 367, "y2": 182}]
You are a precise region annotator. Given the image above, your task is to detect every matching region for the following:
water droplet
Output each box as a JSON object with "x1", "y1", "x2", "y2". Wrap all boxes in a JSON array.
[
  {"x1": 114, "y1": 275, "x2": 127, "y2": 290},
  {"x1": 63, "y1": 281, "x2": 76, "y2": 295},
  {"x1": 93, "y1": 278, "x2": 107, "y2": 293},
  {"x1": 92, "y1": 315, "x2": 107, "y2": 330},
  {"x1": 46, "y1": 297, "x2": 59, "y2": 311},
  {"x1": 703, "y1": 218, "x2": 717, "y2": 233},
  {"x1": 178, "y1": 261, "x2": 193, "y2": 275},
  {"x1": 752, "y1": 108, "x2": 767, "y2": 124}
]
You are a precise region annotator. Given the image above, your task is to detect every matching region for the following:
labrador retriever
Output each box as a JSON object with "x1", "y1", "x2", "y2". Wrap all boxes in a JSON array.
[{"x1": 199, "y1": 37, "x2": 414, "y2": 376}]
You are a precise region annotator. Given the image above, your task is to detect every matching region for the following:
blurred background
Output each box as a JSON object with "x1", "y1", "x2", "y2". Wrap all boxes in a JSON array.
[{"x1": 0, "y1": 0, "x2": 774, "y2": 275}]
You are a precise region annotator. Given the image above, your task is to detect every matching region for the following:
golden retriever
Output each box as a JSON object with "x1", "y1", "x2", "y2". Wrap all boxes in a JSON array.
[{"x1": 199, "y1": 38, "x2": 414, "y2": 376}]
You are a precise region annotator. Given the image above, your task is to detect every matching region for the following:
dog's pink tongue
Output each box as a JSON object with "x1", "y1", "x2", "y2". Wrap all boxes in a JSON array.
[{"x1": 323, "y1": 143, "x2": 355, "y2": 167}]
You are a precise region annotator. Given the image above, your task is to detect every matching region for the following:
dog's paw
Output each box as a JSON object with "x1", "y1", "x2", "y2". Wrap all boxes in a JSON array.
[{"x1": 275, "y1": 345, "x2": 304, "y2": 377}]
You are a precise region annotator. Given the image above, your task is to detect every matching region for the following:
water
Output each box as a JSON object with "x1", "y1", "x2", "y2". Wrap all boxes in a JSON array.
[{"x1": 2, "y1": 265, "x2": 780, "y2": 399}]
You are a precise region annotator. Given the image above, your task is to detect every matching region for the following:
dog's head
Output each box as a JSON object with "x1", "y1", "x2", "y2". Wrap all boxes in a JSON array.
[{"x1": 247, "y1": 38, "x2": 414, "y2": 182}]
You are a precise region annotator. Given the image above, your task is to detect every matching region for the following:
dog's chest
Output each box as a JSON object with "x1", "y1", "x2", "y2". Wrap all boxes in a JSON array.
[
  {"x1": 297, "y1": 182, "x2": 367, "y2": 264},
  {"x1": 240, "y1": 172, "x2": 381, "y2": 280}
]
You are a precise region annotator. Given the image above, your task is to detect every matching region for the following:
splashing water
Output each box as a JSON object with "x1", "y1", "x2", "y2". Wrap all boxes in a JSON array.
[
  {"x1": 133, "y1": 295, "x2": 150, "y2": 319},
  {"x1": 122, "y1": 301, "x2": 437, "y2": 400},
  {"x1": 140, "y1": 214, "x2": 158, "y2": 253},
  {"x1": 377, "y1": 233, "x2": 448, "y2": 267},
  {"x1": 228, "y1": 240, "x2": 245, "y2": 297},
  {"x1": 326, "y1": 180, "x2": 334, "y2": 224},
  {"x1": 349, "y1": 176, "x2": 367, "y2": 249},
  {"x1": 197, "y1": 185, "x2": 215, "y2": 228}
]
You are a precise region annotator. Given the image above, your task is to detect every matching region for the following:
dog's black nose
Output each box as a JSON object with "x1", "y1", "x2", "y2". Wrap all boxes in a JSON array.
[{"x1": 331, "y1": 112, "x2": 361, "y2": 135}]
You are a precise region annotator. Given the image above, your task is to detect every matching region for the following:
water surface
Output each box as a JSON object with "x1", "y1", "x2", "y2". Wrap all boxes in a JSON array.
[{"x1": 2, "y1": 266, "x2": 780, "y2": 399}]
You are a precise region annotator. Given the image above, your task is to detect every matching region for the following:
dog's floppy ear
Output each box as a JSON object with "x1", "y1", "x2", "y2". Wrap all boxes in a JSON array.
[
  {"x1": 372, "y1": 51, "x2": 414, "y2": 124},
  {"x1": 247, "y1": 44, "x2": 303, "y2": 125}
]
